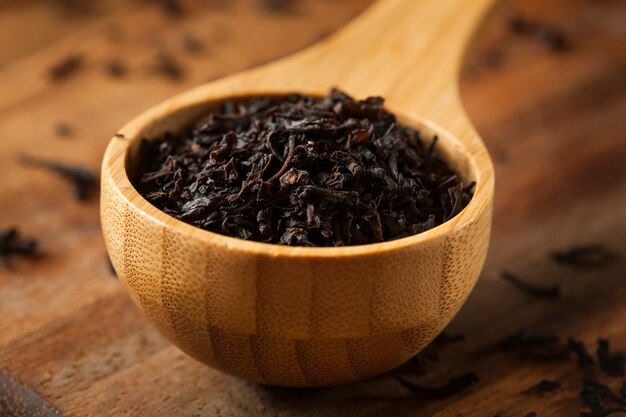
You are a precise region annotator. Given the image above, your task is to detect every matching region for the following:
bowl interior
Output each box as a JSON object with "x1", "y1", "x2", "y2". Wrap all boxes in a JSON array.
[
  {"x1": 114, "y1": 90, "x2": 482, "y2": 256},
  {"x1": 125, "y1": 93, "x2": 478, "y2": 196}
]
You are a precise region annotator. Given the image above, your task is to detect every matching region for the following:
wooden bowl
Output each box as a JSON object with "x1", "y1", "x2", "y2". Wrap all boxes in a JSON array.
[{"x1": 101, "y1": 0, "x2": 495, "y2": 387}]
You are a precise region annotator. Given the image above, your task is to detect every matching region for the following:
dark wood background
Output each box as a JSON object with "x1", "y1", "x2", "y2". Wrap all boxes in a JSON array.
[{"x1": 1, "y1": 0, "x2": 625, "y2": 415}]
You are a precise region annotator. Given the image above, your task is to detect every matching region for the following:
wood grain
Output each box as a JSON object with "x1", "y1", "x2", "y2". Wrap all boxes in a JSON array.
[{"x1": 1, "y1": 0, "x2": 626, "y2": 414}]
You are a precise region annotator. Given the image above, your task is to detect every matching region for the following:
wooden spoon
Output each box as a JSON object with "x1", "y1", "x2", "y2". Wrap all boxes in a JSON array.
[{"x1": 101, "y1": 0, "x2": 496, "y2": 387}]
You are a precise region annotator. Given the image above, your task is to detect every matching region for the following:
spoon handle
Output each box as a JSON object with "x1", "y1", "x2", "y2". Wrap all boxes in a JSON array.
[
  {"x1": 276, "y1": 0, "x2": 497, "y2": 98},
  {"x1": 140, "y1": 0, "x2": 498, "y2": 177},
  {"x1": 202, "y1": 0, "x2": 498, "y2": 155}
]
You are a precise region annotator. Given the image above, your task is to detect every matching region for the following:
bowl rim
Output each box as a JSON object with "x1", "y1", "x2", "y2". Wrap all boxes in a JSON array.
[{"x1": 102, "y1": 87, "x2": 494, "y2": 259}]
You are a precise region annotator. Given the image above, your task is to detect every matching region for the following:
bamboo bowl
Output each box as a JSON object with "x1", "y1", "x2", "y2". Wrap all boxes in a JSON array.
[{"x1": 101, "y1": 0, "x2": 495, "y2": 387}]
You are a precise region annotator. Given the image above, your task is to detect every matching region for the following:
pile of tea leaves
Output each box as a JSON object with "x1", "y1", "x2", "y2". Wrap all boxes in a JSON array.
[{"x1": 135, "y1": 89, "x2": 473, "y2": 247}]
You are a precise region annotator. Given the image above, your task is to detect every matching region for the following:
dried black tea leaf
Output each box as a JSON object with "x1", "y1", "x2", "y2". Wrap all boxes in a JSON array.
[
  {"x1": 49, "y1": 0, "x2": 93, "y2": 16},
  {"x1": 182, "y1": 33, "x2": 204, "y2": 54},
  {"x1": 395, "y1": 372, "x2": 478, "y2": 399},
  {"x1": 501, "y1": 329, "x2": 568, "y2": 361},
  {"x1": 501, "y1": 271, "x2": 560, "y2": 298},
  {"x1": 501, "y1": 329, "x2": 559, "y2": 348},
  {"x1": 0, "y1": 228, "x2": 38, "y2": 266},
  {"x1": 404, "y1": 333, "x2": 464, "y2": 373},
  {"x1": 522, "y1": 346, "x2": 570, "y2": 362},
  {"x1": 258, "y1": 0, "x2": 296, "y2": 13},
  {"x1": 525, "y1": 413, "x2": 537, "y2": 417},
  {"x1": 580, "y1": 408, "x2": 626, "y2": 417},
  {"x1": 151, "y1": 51, "x2": 185, "y2": 81},
  {"x1": 135, "y1": 89, "x2": 473, "y2": 247},
  {"x1": 620, "y1": 381, "x2": 626, "y2": 400},
  {"x1": 408, "y1": 352, "x2": 438, "y2": 372},
  {"x1": 148, "y1": 0, "x2": 184, "y2": 17},
  {"x1": 106, "y1": 255, "x2": 117, "y2": 279},
  {"x1": 432, "y1": 332, "x2": 466, "y2": 348},
  {"x1": 597, "y1": 339, "x2": 626, "y2": 377},
  {"x1": 106, "y1": 59, "x2": 127, "y2": 78},
  {"x1": 551, "y1": 245, "x2": 616, "y2": 269},
  {"x1": 580, "y1": 378, "x2": 626, "y2": 417},
  {"x1": 569, "y1": 338, "x2": 596, "y2": 372},
  {"x1": 507, "y1": 15, "x2": 569, "y2": 53},
  {"x1": 20, "y1": 155, "x2": 98, "y2": 201},
  {"x1": 205, "y1": 0, "x2": 230, "y2": 9},
  {"x1": 484, "y1": 47, "x2": 506, "y2": 70},
  {"x1": 584, "y1": 379, "x2": 626, "y2": 405},
  {"x1": 48, "y1": 54, "x2": 85, "y2": 81},
  {"x1": 54, "y1": 122, "x2": 74, "y2": 139},
  {"x1": 522, "y1": 379, "x2": 561, "y2": 395},
  {"x1": 581, "y1": 391, "x2": 605, "y2": 417}
]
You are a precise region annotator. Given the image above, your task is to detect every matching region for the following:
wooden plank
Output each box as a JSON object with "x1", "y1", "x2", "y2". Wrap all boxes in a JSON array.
[{"x1": 0, "y1": 0, "x2": 625, "y2": 415}]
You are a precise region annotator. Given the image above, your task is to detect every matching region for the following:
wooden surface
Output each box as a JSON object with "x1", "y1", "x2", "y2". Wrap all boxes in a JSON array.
[
  {"x1": 101, "y1": 0, "x2": 494, "y2": 387},
  {"x1": 1, "y1": 0, "x2": 625, "y2": 414}
]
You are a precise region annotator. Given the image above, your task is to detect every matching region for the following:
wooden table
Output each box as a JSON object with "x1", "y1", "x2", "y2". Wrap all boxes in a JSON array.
[{"x1": 1, "y1": 0, "x2": 625, "y2": 415}]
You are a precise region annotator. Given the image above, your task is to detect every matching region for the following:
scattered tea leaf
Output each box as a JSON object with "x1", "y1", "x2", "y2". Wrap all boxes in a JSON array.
[
  {"x1": 483, "y1": 47, "x2": 506, "y2": 70},
  {"x1": 49, "y1": 0, "x2": 93, "y2": 16},
  {"x1": 525, "y1": 413, "x2": 537, "y2": 417},
  {"x1": 522, "y1": 379, "x2": 561, "y2": 395},
  {"x1": 54, "y1": 122, "x2": 74, "y2": 139},
  {"x1": 580, "y1": 408, "x2": 626, "y2": 417},
  {"x1": 501, "y1": 271, "x2": 560, "y2": 298},
  {"x1": 583, "y1": 378, "x2": 626, "y2": 405},
  {"x1": 580, "y1": 378, "x2": 626, "y2": 417},
  {"x1": 432, "y1": 332, "x2": 466, "y2": 348},
  {"x1": 0, "y1": 228, "x2": 38, "y2": 266},
  {"x1": 151, "y1": 51, "x2": 185, "y2": 81},
  {"x1": 151, "y1": 0, "x2": 183, "y2": 17},
  {"x1": 182, "y1": 33, "x2": 204, "y2": 54},
  {"x1": 407, "y1": 352, "x2": 439, "y2": 374},
  {"x1": 508, "y1": 15, "x2": 569, "y2": 52},
  {"x1": 20, "y1": 155, "x2": 98, "y2": 201},
  {"x1": 501, "y1": 330, "x2": 558, "y2": 348},
  {"x1": 48, "y1": 54, "x2": 84, "y2": 81},
  {"x1": 501, "y1": 330, "x2": 568, "y2": 361},
  {"x1": 106, "y1": 59, "x2": 127, "y2": 78},
  {"x1": 551, "y1": 245, "x2": 616, "y2": 269},
  {"x1": 522, "y1": 345, "x2": 570, "y2": 362},
  {"x1": 569, "y1": 338, "x2": 596, "y2": 372},
  {"x1": 311, "y1": 29, "x2": 334, "y2": 45},
  {"x1": 205, "y1": 0, "x2": 230, "y2": 8},
  {"x1": 258, "y1": 0, "x2": 296, "y2": 13},
  {"x1": 597, "y1": 339, "x2": 626, "y2": 377},
  {"x1": 135, "y1": 89, "x2": 473, "y2": 247},
  {"x1": 106, "y1": 255, "x2": 117, "y2": 278},
  {"x1": 582, "y1": 389, "x2": 605, "y2": 414},
  {"x1": 395, "y1": 372, "x2": 478, "y2": 399}
]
